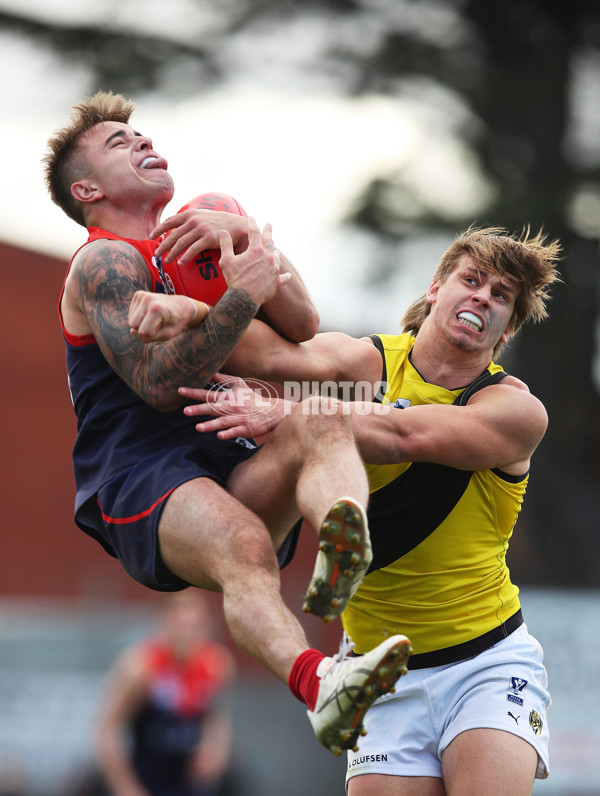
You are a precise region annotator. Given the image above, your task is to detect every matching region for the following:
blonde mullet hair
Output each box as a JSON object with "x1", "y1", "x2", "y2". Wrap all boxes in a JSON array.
[
  {"x1": 43, "y1": 91, "x2": 136, "y2": 227},
  {"x1": 401, "y1": 225, "x2": 562, "y2": 357}
]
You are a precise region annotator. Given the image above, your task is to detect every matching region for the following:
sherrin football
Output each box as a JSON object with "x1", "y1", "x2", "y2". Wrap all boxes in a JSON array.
[{"x1": 160, "y1": 192, "x2": 247, "y2": 306}]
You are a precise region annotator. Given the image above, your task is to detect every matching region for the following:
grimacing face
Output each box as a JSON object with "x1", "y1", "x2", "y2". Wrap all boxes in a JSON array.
[
  {"x1": 427, "y1": 257, "x2": 515, "y2": 354},
  {"x1": 71, "y1": 121, "x2": 174, "y2": 209}
]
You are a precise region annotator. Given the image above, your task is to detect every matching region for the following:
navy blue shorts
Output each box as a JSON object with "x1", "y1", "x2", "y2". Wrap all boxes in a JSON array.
[{"x1": 75, "y1": 436, "x2": 301, "y2": 590}]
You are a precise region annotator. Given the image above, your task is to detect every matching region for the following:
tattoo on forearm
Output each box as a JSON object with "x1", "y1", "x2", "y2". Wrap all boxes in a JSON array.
[
  {"x1": 139, "y1": 289, "x2": 258, "y2": 408},
  {"x1": 76, "y1": 240, "x2": 258, "y2": 411}
]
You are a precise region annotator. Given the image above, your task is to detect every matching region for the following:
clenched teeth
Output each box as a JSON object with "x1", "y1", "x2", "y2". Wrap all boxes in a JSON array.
[
  {"x1": 457, "y1": 311, "x2": 482, "y2": 331},
  {"x1": 140, "y1": 156, "x2": 157, "y2": 169}
]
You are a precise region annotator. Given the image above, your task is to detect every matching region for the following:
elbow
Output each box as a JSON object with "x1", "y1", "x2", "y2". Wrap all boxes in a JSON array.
[
  {"x1": 354, "y1": 415, "x2": 412, "y2": 465},
  {"x1": 154, "y1": 391, "x2": 187, "y2": 413},
  {"x1": 136, "y1": 385, "x2": 184, "y2": 414},
  {"x1": 285, "y1": 306, "x2": 320, "y2": 343},
  {"x1": 301, "y1": 307, "x2": 320, "y2": 341},
  {"x1": 146, "y1": 399, "x2": 183, "y2": 414},
  {"x1": 384, "y1": 424, "x2": 435, "y2": 466},
  {"x1": 155, "y1": 399, "x2": 184, "y2": 413},
  {"x1": 384, "y1": 433, "x2": 414, "y2": 465}
]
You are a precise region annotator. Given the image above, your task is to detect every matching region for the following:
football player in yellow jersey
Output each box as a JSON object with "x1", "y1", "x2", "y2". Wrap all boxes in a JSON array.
[{"x1": 132, "y1": 226, "x2": 561, "y2": 796}]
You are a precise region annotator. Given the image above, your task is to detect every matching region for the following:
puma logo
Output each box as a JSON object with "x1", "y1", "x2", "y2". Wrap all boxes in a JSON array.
[{"x1": 508, "y1": 711, "x2": 520, "y2": 724}]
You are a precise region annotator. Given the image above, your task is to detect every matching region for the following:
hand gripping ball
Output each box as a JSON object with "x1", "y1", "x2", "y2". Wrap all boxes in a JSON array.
[{"x1": 160, "y1": 192, "x2": 247, "y2": 306}]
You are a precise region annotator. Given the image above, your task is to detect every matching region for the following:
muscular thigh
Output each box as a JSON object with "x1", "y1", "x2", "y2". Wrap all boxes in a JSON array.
[
  {"x1": 442, "y1": 729, "x2": 537, "y2": 796},
  {"x1": 346, "y1": 627, "x2": 548, "y2": 796},
  {"x1": 348, "y1": 774, "x2": 444, "y2": 796},
  {"x1": 227, "y1": 441, "x2": 301, "y2": 550},
  {"x1": 159, "y1": 477, "x2": 279, "y2": 591},
  {"x1": 346, "y1": 728, "x2": 536, "y2": 796}
]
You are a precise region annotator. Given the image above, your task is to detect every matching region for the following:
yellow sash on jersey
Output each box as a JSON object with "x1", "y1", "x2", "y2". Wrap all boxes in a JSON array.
[{"x1": 343, "y1": 333, "x2": 525, "y2": 657}]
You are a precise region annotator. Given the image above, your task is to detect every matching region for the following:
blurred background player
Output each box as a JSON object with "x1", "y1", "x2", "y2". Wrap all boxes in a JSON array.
[{"x1": 96, "y1": 591, "x2": 236, "y2": 796}]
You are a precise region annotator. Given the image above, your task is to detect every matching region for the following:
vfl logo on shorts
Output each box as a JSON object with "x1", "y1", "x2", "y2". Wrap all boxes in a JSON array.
[
  {"x1": 392, "y1": 398, "x2": 412, "y2": 409},
  {"x1": 234, "y1": 436, "x2": 257, "y2": 450},
  {"x1": 529, "y1": 709, "x2": 543, "y2": 735},
  {"x1": 507, "y1": 677, "x2": 528, "y2": 707}
]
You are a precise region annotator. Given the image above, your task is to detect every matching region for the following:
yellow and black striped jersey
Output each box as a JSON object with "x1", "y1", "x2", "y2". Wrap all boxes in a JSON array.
[{"x1": 343, "y1": 333, "x2": 525, "y2": 662}]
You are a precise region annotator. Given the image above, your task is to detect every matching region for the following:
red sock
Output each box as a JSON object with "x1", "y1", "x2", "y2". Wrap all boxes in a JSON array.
[{"x1": 288, "y1": 649, "x2": 325, "y2": 711}]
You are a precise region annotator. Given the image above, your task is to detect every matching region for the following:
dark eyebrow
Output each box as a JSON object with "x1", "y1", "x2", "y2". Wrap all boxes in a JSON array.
[
  {"x1": 464, "y1": 266, "x2": 516, "y2": 296},
  {"x1": 490, "y1": 273, "x2": 517, "y2": 296},
  {"x1": 497, "y1": 280, "x2": 516, "y2": 296}
]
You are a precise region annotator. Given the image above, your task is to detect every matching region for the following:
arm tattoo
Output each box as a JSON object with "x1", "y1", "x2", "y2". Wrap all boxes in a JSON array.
[
  {"x1": 75, "y1": 239, "x2": 258, "y2": 411},
  {"x1": 76, "y1": 239, "x2": 148, "y2": 367},
  {"x1": 140, "y1": 288, "x2": 258, "y2": 409}
]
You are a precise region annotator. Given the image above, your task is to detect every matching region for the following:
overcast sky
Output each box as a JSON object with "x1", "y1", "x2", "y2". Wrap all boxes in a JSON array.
[{"x1": 0, "y1": 0, "x2": 492, "y2": 333}]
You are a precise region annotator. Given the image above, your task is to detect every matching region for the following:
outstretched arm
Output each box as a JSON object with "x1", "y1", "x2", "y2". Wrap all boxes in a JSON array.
[
  {"x1": 348, "y1": 377, "x2": 547, "y2": 474},
  {"x1": 184, "y1": 375, "x2": 547, "y2": 475},
  {"x1": 129, "y1": 293, "x2": 383, "y2": 396},
  {"x1": 224, "y1": 322, "x2": 383, "y2": 394}
]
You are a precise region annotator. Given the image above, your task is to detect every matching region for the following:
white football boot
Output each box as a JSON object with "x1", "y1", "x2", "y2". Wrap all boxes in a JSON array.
[{"x1": 308, "y1": 633, "x2": 412, "y2": 755}]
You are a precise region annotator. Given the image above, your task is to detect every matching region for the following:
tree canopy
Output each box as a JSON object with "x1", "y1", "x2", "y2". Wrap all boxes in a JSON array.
[{"x1": 4, "y1": 0, "x2": 599, "y2": 585}]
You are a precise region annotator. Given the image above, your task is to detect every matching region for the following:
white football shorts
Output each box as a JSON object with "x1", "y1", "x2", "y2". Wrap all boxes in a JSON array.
[{"x1": 346, "y1": 623, "x2": 550, "y2": 787}]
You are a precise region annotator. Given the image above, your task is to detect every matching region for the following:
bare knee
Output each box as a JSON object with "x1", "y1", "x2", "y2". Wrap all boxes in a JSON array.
[
  {"x1": 215, "y1": 522, "x2": 285, "y2": 617},
  {"x1": 225, "y1": 522, "x2": 280, "y2": 576},
  {"x1": 158, "y1": 482, "x2": 281, "y2": 592},
  {"x1": 298, "y1": 394, "x2": 348, "y2": 422},
  {"x1": 282, "y1": 395, "x2": 353, "y2": 451},
  {"x1": 213, "y1": 521, "x2": 278, "y2": 584}
]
